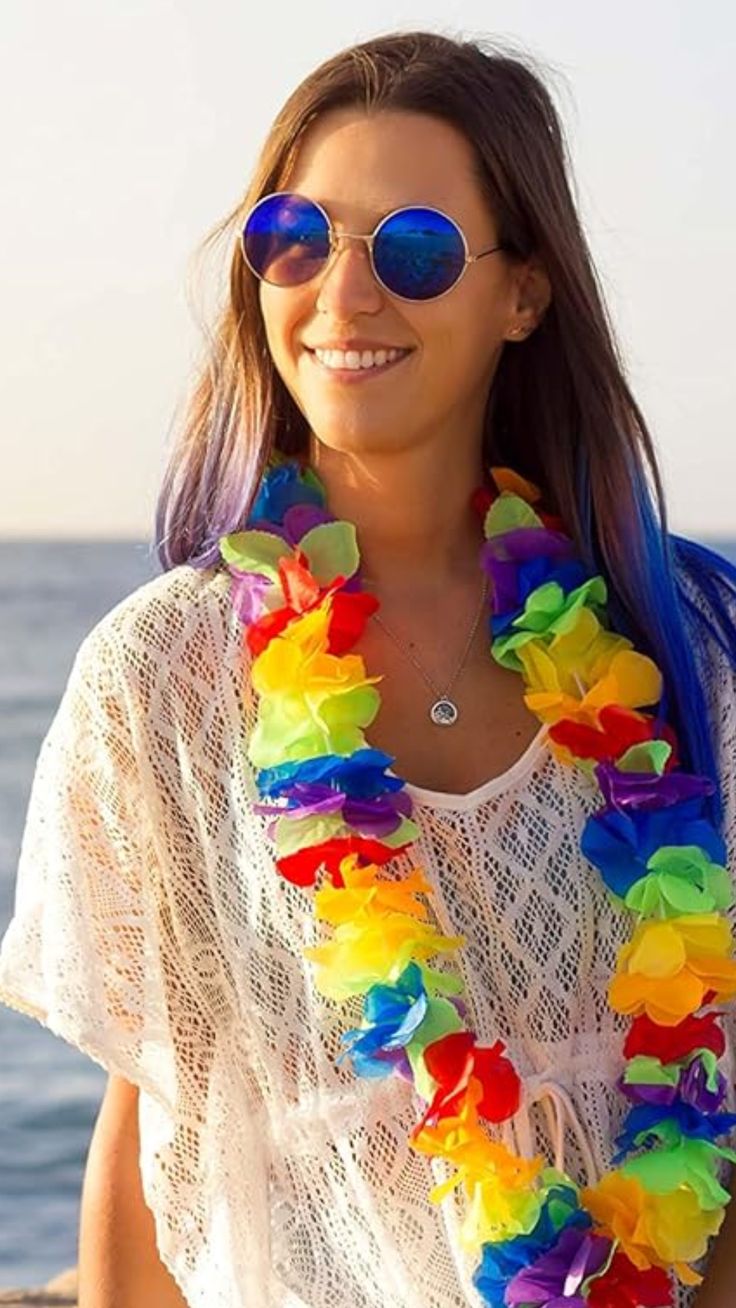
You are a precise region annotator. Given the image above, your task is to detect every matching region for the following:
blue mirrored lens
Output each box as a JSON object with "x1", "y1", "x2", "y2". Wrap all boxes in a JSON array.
[
  {"x1": 242, "y1": 193, "x2": 330, "y2": 285},
  {"x1": 374, "y1": 208, "x2": 465, "y2": 300}
]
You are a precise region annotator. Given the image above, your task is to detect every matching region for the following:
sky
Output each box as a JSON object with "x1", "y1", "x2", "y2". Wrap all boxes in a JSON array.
[{"x1": 1, "y1": 0, "x2": 733, "y2": 540}]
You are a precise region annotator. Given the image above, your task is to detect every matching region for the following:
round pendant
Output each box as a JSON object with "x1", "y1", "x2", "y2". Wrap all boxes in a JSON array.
[{"x1": 430, "y1": 698, "x2": 459, "y2": 726}]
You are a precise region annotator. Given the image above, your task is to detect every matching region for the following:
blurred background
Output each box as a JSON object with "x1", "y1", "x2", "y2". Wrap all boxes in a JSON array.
[{"x1": 1, "y1": 0, "x2": 734, "y2": 1289}]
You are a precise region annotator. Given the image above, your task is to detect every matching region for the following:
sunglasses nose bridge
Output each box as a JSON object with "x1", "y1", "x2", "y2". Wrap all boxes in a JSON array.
[
  {"x1": 328, "y1": 228, "x2": 376, "y2": 259},
  {"x1": 318, "y1": 227, "x2": 381, "y2": 297}
]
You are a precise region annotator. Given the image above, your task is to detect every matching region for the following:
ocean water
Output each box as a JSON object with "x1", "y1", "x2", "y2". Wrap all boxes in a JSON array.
[
  {"x1": 0, "y1": 541, "x2": 158, "y2": 1288},
  {"x1": 1, "y1": 536, "x2": 735, "y2": 1289}
]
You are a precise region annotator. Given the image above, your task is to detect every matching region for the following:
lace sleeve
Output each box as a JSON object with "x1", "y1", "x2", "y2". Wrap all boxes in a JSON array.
[
  {"x1": 0, "y1": 592, "x2": 276, "y2": 1306},
  {"x1": 0, "y1": 619, "x2": 181, "y2": 1112},
  {"x1": 677, "y1": 558, "x2": 736, "y2": 1142}
]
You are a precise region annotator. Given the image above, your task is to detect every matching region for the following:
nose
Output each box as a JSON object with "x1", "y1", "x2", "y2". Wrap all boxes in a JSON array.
[{"x1": 315, "y1": 232, "x2": 384, "y2": 318}]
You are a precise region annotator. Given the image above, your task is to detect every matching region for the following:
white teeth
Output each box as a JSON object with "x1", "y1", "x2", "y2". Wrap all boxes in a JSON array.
[{"x1": 313, "y1": 346, "x2": 406, "y2": 370}]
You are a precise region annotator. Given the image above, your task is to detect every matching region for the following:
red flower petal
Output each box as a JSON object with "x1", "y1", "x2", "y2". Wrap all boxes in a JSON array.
[
  {"x1": 539, "y1": 511, "x2": 567, "y2": 533},
  {"x1": 418, "y1": 1032, "x2": 521, "y2": 1125},
  {"x1": 549, "y1": 706, "x2": 651, "y2": 761},
  {"x1": 422, "y1": 1032, "x2": 474, "y2": 1085},
  {"x1": 587, "y1": 1250, "x2": 672, "y2": 1307},
  {"x1": 472, "y1": 1043, "x2": 522, "y2": 1121},
  {"x1": 554, "y1": 711, "x2": 679, "y2": 769},
  {"x1": 279, "y1": 551, "x2": 322, "y2": 612},
  {"x1": 246, "y1": 605, "x2": 295, "y2": 656},
  {"x1": 471, "y1": 486, "x2": 496, "y2": 517},
  {"x1": 276, "y1": 836, "x2": 404, "y2": 887},
  {"x1": 624, "y1": 1011, "x2": 725, "y2": 1062},
  {"x1": 327, "y1": 591, "x2": 380, "y2": 654},
  {"x1": 549, "y1": 705, "x2": 678, "y2": 767}
]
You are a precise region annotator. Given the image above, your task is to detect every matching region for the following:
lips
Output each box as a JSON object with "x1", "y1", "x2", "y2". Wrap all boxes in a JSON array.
[
  {"x1": 304, "y1": 342, "x2": 413, "y2": 353},
  {"x1": 305, "y1": 347, "x2": 413, "y2": 382}
]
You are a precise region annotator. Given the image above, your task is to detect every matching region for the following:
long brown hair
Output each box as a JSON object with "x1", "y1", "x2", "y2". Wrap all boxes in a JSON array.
[
  {"x1": 154, "y1": 28, "x2": 736, "y2": 792},
  {"x1": 156, "y1": 29, "x2": 655, "y2": 572}
]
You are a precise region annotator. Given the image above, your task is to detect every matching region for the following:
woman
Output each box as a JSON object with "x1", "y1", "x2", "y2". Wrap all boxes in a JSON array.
[{"x1": 2, "y1": 28, "x2": 736, "y2": 1308}]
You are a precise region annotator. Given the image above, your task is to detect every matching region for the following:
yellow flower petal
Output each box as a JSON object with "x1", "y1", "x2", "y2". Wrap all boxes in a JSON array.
[
  {"x1": 303, "y1": 912, "x2": 464, "y2": 1000},
  {"x1": 627, "y1": 922, "x2": 687, "y2": 978},
  {"x1": 582, "y1": 1171, "x2": 724, "y2": 1282},
  {"x1": 314, "y1": 860, "x2": 433, "y2": 925},
  {"x1": 609, "y1": 915, "x2": 736, "y2": 1023}
]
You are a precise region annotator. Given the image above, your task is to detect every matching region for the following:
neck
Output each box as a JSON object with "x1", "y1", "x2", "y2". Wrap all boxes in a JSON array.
[{"x1": 307, "y1": 439, "x2": 488, "y2": 601}]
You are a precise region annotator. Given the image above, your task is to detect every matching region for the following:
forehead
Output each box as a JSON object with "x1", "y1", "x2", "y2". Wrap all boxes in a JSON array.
[{"x1": 283, "y1": 108, "x2": 488, "y2": 225}]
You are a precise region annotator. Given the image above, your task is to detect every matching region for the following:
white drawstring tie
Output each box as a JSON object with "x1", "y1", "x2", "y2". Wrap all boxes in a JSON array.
[{"x1": 510, "y1": 1071, "x2": 600, "y2": 1187}]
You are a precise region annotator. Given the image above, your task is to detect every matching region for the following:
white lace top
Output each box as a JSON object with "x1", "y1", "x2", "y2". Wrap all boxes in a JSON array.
[{"x1": 1, "y1": 562, "x2": 735, "y2": 1308}]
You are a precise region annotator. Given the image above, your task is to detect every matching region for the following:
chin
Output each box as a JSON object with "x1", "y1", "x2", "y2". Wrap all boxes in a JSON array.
[{"x1": 308, "y1": 424, "x2": 408, "y2": 459}]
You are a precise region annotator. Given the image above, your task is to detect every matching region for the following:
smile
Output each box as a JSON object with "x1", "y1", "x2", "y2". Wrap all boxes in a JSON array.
[{"x1": 305, "y1": 347, "x2": 413, "y2": 382}]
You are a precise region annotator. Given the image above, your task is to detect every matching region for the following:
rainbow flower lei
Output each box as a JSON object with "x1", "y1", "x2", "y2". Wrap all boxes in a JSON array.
[{"x1": 219, "y1": 455, "x2": 736, "y2": 1307}]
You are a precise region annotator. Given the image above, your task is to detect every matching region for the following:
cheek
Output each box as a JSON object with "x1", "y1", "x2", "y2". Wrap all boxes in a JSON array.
[
  {"x1": 424, "y1": 304, "x2": 499, "y2": 392},
  {"x1": 259, "y1": 286, "x2": 304, "y2": 374}
]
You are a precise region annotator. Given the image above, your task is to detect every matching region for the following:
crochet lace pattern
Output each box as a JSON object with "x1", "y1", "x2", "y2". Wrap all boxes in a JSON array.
[
  {"x1": 218, "y1": 456, "x2": 736, "y2": 1308},
  {"x1": 3, "y1": 468, "x2": 736, "y2": 1306}
]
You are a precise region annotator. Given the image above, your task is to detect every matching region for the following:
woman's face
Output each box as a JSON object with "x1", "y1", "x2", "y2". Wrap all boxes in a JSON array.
[{"x1": 257, "y1": 107, "x2": 541, "y2": 461}]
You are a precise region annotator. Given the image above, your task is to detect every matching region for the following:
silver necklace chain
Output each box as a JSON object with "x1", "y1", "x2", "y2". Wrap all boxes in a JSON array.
[{"x1": 370, "y1": 575, "x2": 489, "y2": 727}]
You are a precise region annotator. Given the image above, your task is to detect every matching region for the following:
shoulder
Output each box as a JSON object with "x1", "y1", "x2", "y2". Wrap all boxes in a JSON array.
[
  {"x1": 673, "y1": 537, "x2": 736, "y2": 702},
  {"x1": 83, "y1": 561, "x2": 234, "y2": 649},
  {"x1": 76, "y1": 562, "x2": 236, "y2": 664},
  {"x1": 74, "y1": 562, "x2": 240, "y2": 690},
  {"x1": 673, "y1": 537, "x2": 736, "y2": 844}
]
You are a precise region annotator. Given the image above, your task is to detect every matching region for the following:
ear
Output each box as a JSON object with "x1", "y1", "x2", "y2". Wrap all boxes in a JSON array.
[{"x1": 506, "y1": 255, "x2": 552, "y2": 341}]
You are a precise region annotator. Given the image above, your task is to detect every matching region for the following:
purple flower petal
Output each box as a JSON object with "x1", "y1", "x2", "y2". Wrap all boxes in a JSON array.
[
  {"x1": 392, "y1": 789, "x2": 414, "y2": 818},
  {"x1": 679, "y1": 1058, "x2": 728, "y2": 1113},
  {"x1": 482, "y1": 526, "x2": 575, "y2": 564},
  {"x1": 343, "y1": 795, "x2": 404, "y2": 838},
  {"x1": 482, "y1": 556, "x2": 523, "y2": 613},
  {"x1": 505, "y1": 1227, "x2": 612, "y2": 1305},
  {"x1": 254, "y1": 792, "x2": 346, "y2": 821},
  {"x1": 617, "y1": 1074, "x2": 676, "y2": 1107},
  {"x1": 595, "y1": 761, "x2": 715, "y2": 813},
  {"x1": 283, "y1": 503, "x2": 334, "y2": 544},
  {"x1": 228, "y1": 569, "x2": 273, "y2": 624}
]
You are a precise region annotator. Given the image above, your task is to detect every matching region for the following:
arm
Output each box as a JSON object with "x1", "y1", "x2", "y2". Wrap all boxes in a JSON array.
[
  {"x1": 78, "y1": 1073, "x2": 189, "y2": 1308},
  {"x1": 692, "y1": 1166, "x2": 736, "y2": 1308}
]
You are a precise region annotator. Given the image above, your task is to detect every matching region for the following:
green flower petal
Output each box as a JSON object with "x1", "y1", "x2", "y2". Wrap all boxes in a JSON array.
[
  {"x1": 274, "y1": 812, "x2": 346, "y2": 856},
  {"x1": 417, "y1": 965, "x2": 465, "y2": 998},
  {"x1": 626, "y1": 846, "x2": 735, "y2": 917},
  {"x1": 625, "y1": 875, "x2": 665, "y2": 916},
  {"x1": 247, "y1": 696, "x2": 325, "y2": 768},
  {"x1": 484, "y1": 492, "x2": 542, "y2": 538},
  {"x1": 623, "y1": 1055, "x2": 679, "y2": 1088},
  {"x1": 648, "y1": 845, "x2": 715, "y2": 877},
  {"x1": 492, "y1": 575, "x2": 607, "y2": 670},
  {"x1": 623, "y1": 1136, "x2": 736, "y2": 1207},
  {"x1": 382, "y1": 817, "x2": 421, "y2": 847},
  {"x1": 319, "y1": 685, "x2": 381, "y2": 733},
  {"x1": 617, "y1": 741, "x2": 672, "y2": 775},
  {"x1": 660, "y1": 873, "x2": 715, "y2": 914},
  {"x1": 706, "y1": 865, "x2": 734, "y2": 908},
  {"x1": 220, "y1": 529, "x2": 290, "y2": 580},
  {"x1": 699, "y1": 1048, "x2": 720, "y2": 1091},
  {"x1": 300, "y1": 521, "x2": 359, "y2": 585},
  {"x1": 407, "y1": 996, "x2": 466, "y2": 1097}
]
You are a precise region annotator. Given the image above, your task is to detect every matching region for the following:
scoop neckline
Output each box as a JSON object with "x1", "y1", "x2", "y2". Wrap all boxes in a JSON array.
[{"x1": 399, "y1": 723, "x2": 549, "y2": 811}]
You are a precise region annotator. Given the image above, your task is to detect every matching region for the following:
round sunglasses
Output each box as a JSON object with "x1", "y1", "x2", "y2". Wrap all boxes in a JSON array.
[{"x1": 240, "y1": 191, "x2": 507, "y2": 302}]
